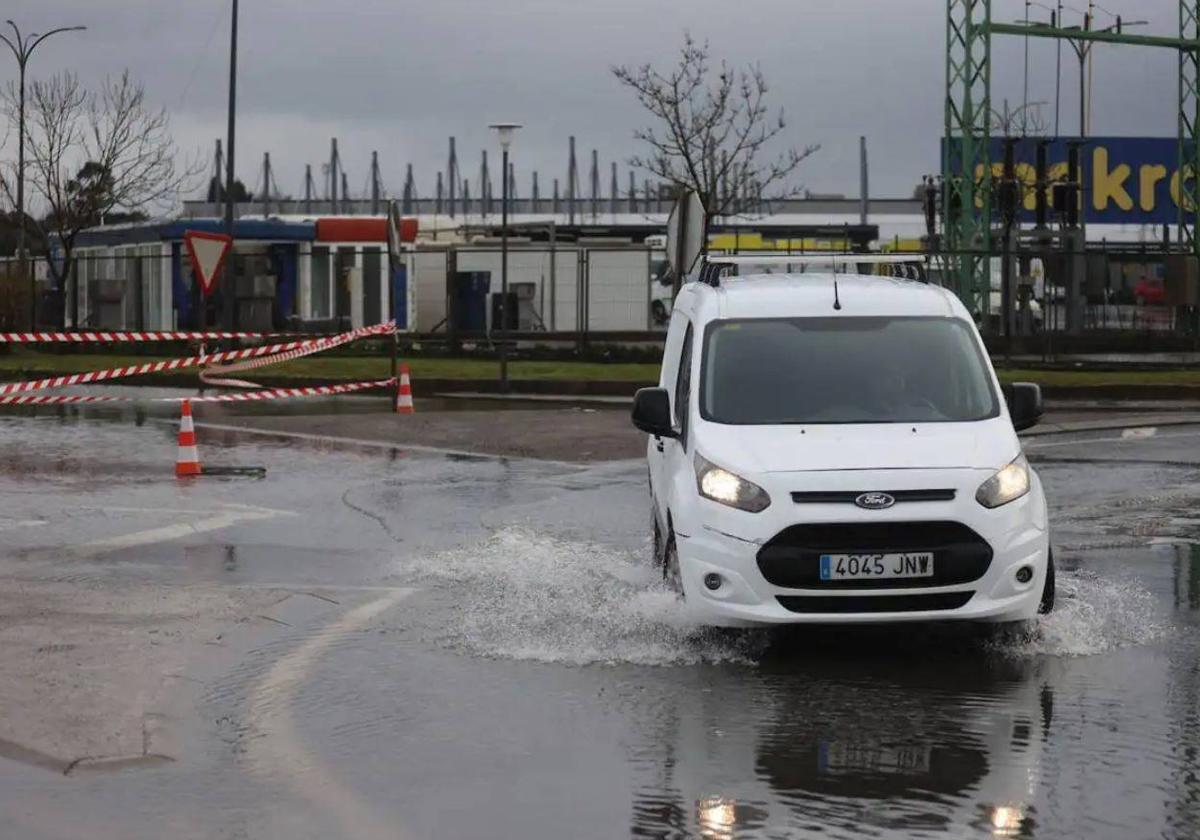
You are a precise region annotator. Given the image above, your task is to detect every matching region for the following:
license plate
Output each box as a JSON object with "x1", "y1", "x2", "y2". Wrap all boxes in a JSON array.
[
  {"x1": 819, "y1": 552, "x2": 935, "y2": 581},
  {"x1": 819, "y1": 742, "x2": 933, "y2": 775}
]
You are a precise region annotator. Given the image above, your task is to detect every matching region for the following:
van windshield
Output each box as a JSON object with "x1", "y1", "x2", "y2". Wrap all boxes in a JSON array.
[{"x1": 700, "y1": 317, "x2": 999, "y2": 425}]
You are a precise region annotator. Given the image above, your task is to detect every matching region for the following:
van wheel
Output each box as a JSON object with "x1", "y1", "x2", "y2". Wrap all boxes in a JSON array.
[
  {"x1": 663, "y1": 535, "x2": 684, "y2": 598},
  {"x1": 1039, "y1": 550, "x2": 1056, "y2": 615}
]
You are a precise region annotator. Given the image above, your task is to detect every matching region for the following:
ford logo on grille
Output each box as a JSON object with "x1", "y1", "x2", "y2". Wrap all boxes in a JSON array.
[{"x1": 855, "y1": 492, "x2": 895, "y2": 510}]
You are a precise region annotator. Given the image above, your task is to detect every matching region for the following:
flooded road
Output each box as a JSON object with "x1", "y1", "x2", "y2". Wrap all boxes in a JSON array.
[{"x1": 0, "y1": 403, "x2": 1197, "y2": 839}]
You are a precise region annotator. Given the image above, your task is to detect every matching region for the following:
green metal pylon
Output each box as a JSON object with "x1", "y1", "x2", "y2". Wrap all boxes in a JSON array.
[
  {"x1": 943, "y1": 0, "x2": 993, "y2": 321},
  {"x1": 1181, "y1": 1, "x2": 1200, "y2": 256},
  {"x1": 948, "y1": 0, "x2": 1200, "y2": 283}
]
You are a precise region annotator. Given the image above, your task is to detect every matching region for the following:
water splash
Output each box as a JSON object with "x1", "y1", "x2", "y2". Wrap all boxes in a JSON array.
[
  {"x1": 402, "y1": 529, "x2": 1169, "y2": 665},
  {"x1": 398, "y1": 527, "x2": 761, "y2": 666},
  {"x1": 1009, "y1": 570, "x2": 1168, "y2": 657}
]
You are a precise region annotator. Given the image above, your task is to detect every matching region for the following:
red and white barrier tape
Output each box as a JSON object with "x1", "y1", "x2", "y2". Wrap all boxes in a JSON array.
[
  {"x1": 0, "y1": 321, "x2": 395, "y2": 397},
  {"x1": 199, "y1": 325, "x2": 384, "y2": 388},
  {"x1": 0, "y1": 378, "x2": 397, "y2": 406},
  {"x1": 0, "y1": 329, "x2": 266, "y2": 344}
]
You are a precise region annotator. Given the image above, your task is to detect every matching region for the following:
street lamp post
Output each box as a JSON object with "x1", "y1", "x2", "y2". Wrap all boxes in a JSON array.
[
  {"x1": 222, "y1": 0, "x2": 238, "y2": 331},
  {"x1": 489, "y1": 123, "x2": 521, "y2": 394},
  {"x1": 0, "y1": 20, "x2": 86, "y2": 328}
]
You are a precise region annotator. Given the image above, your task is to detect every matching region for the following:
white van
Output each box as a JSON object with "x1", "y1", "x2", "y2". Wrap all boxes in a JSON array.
[{"x1": 632, "y1": 258, "x2": 1053, "y2": 627}]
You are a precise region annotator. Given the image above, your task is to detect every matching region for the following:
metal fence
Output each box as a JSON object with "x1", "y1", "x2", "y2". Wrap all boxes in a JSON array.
[
  {"x1": 1, "y1": 245, "x2": 1196, "y2": 344},
  {"x1": 0, "y1": 246, "x2": 400, "y2": 335},
  {"x1": 411, "y1": 244, "x2": 668, "y2": 341},
  {"x1": 0, "y1": 245, "x2": 671, "y2": 340}
]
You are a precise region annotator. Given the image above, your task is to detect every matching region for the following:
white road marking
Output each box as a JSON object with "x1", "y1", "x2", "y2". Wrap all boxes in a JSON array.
[
  {"x1": 1121, "y1": 427, "x2": 1158, "y2": 440},
  {"x1": 248, "y1": 590, "x2": 416, "y2": 840},
  {"x1": 79, "y1": 505, "x2": 240, "y2": 516},
  {"x1": 69, "y1": 504, "x2": 295, "y2": 559},
  {"x1": 0, "y1": 519, "x2": 48, "y2": 532},
  {"x1": 1027, "y1": 429, "x2": 1200, "y2": 450},
  {"x1": 234, "y1": 583, "x2": 418, "y2": 593}
]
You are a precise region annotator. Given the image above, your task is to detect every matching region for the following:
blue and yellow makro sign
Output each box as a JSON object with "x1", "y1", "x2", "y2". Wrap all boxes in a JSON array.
[{"x1": 945, "y1": 138, "x2": 1193, "y2": 225}]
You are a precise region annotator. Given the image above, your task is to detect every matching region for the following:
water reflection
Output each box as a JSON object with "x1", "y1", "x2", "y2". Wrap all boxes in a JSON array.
[
  {"x1": 631, "y1": 638, "x2": 1052, "y2": 839},
  {"x1": 756, "y1": 650, "x2": 1046, "y2": 838},
  {"x1": 1171, "y1": 544, "x2": 1200, "y2": 610}
]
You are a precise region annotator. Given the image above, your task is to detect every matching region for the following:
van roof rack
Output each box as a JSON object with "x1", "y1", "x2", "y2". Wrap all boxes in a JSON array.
[{"x1": 696, "y1": 253, "x2": 930, "y2": 287}]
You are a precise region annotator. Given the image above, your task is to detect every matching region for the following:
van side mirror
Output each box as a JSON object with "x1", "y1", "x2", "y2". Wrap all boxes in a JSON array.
[
  {"x1": 631, "y1": 388, "x2": 677, "y2": 438},
  {"x1": 1003, "y1": 382, "x2": 1044, "y2": 432}
]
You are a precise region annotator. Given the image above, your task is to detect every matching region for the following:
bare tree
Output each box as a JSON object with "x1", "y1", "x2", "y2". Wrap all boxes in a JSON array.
[
  {"x1": 613, "y1": 34, "x2": 818, "y2": 224},
  {"x1": 2, "y1": 70, "x2": 200, "y2": 293}
]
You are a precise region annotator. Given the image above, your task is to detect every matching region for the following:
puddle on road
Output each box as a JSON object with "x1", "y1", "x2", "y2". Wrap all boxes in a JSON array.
[{"x1": 399, "y1": 527, "x2": 1173, "y2": 667}]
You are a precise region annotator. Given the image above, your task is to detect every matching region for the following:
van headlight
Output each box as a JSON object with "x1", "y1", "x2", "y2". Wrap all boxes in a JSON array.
[
  {"x1": 976, "y1": 455, "x2": 1031, "y2": 509},
  {"x1": 695, "y1": 454, "x2": 771, "y2": 513}
]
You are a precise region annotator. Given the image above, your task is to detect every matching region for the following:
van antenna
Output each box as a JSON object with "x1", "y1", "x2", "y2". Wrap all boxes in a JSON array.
[{"x1": 833, "y1": 279, "x2": 842, "y2": 311}]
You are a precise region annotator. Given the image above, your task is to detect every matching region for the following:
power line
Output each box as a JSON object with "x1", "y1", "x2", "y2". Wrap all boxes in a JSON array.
[{"x1": 175, "y1": 3, "x2": 226, "y2": 110}]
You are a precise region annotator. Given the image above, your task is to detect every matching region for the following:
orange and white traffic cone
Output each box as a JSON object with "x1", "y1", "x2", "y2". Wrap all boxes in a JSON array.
[
  {"x1": 395, "y1": 363, "x2": 415, "y2": 414},
  {"x1": 175, "y1": 399, "x2": 202, "y2": 477}
]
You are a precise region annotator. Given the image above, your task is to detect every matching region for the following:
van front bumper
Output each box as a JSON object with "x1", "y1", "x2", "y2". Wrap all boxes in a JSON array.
[{"x1": 673, "y1": 483, "x2": 1049, "y2": 627}]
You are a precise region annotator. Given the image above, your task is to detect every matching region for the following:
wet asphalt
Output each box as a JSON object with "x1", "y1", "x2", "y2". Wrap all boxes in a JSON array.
[{"x1": 0, "y1": 402, "x2": 1198, "y2": 840}]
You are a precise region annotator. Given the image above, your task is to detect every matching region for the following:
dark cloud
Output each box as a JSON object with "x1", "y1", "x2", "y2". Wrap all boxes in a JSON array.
[{"x1": 2, "y1": 0, "x2": 1182, "y2": 202}]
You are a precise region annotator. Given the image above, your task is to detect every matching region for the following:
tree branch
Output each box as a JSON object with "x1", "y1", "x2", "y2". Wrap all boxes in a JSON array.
[{"x1": 613, "y1": 34, "x2": 820, "y2": 223}]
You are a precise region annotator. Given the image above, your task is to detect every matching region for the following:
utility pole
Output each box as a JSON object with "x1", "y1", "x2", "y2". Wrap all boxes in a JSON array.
[
  {"x1": 1060, "y1": 9, "x2": 1147, "y2": 138},
  {"x1": 330, "y1": 138, "x2": 340, "y2": 213},
  {"x1": 0, "y1": 20, "x2": 86, "y2": 328},
  {"x1": 1056, "y1": 2, "x2": 1063, "y2": 135},
  {"x1": 304, "y1": 164, "x2": 314, "y2": 214},
  {"x1": 370, "y1": 150, "x2": 381, "y2": 215},
  {"x1": 223, "y1": 0, "x2": 239, "y2": 329},
  {"x1": 481, "y1": 150, "x2": 491, "y2": 217},
  {"x1": 1078, "y1": 11, "x2": 1090, "y2": 136},
  {"x1": 448, "y1": 137, "x2": 457, "y2": 219},
  {"x1": 590, "y1": 150, "x2": 599, "y2": 220},
  {"x1": 211, "y1": 139, "x2": 224, "y2": 201},
  {"x1": 260, "y1": 152, "x2": 272, "y2": 217},
  {"x1": 1023, "y1": 1, "x2": 1031, "y2": 134},
  {"x1": 610, "y1": 162, "x2": 618, "y2": 217},
  {"x1": 403, "y1": 163, "x2": 415, "y2": 215},
  {"x1": 859, "y1": 136, "x2": 870, "y2": 225},
  {"x1": 567, "y1": 137, "x2": 577, "y2": 225}
]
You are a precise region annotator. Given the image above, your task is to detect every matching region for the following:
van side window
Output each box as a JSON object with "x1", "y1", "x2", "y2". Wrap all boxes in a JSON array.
[{"x1": 675, "y1": 323, "x2": 694, "y2": 448}]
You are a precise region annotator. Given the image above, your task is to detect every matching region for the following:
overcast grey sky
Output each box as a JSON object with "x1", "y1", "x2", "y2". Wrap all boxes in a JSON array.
[{"x1": 2, "y1": 0, "x2": 1183, "y2": 203}]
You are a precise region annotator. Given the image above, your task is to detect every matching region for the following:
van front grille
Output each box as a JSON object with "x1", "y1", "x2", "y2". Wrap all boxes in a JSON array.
[
  {"x1": 790, "y1": 490, "x2": 957, "y2": 504},
  {"x1": 757, "y1": 521, "x2": 992, "y2": 590}
]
